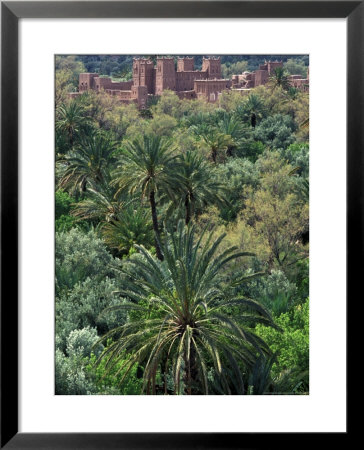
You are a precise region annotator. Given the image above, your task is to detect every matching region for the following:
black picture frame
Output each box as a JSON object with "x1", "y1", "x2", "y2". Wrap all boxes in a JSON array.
[{"x1": 1, "y1": 1, "x2": 357, "y2": 448}]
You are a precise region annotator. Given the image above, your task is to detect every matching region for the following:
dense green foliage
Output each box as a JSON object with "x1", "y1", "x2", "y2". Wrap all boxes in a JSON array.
[
  {"x1": 55, "y1": 55, "x2": 309, "y2": 395},
  {"x1": 255, "y1": 300, "x2": 309, "y2": 392}
]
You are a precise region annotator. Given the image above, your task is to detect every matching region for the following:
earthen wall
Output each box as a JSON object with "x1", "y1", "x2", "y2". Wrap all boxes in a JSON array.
[
  {"x1": 156, "y1": 58, "x2": 176, "y2": 95},
  {"x1": 254, "y1": 70, "x2": 269, "y2": 86},
  {"x1": 202, "y1": 57, "x2": 222, "y2": 79},
  {"x1": 79, "y1": 73, "x2": 98, "y2": 91},
  {"x1": 176, "y1": 71, "x2": 207, "y2": 91},
  {"x1": 177, "y1": 57, "x2": 194, "y2": 72}
]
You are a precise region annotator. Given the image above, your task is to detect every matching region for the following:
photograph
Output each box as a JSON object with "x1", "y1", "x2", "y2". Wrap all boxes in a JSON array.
[{"x1": 55, "y1": 53, "x2": 309, "y2": 396}]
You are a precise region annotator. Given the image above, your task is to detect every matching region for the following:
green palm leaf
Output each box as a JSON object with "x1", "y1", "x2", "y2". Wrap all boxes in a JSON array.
[{"x1": 97, "y1": 220, "x2": 276, "y2": 395}]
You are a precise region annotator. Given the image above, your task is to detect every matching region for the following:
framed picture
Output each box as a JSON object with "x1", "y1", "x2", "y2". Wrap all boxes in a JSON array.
[{"x1": 1, "y1": 1, "x2": 356, "y2": 447}]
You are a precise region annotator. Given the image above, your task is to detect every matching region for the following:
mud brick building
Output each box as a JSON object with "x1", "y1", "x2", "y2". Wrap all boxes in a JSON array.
[
  {"x1": 71, "y1": 56, "x2": 230, "y2": 107},
  {"x1": 231, "y1": 60, "x2": 284, "y2": 89},
  {"x1": 231, "y1": 60, "x2": 309, "y2": 92},
  {"x1": 194, "y1": 79, "x2": 232, "y2": 102},
  {"x1": 69, "y1": 57, "x2": 309, "y2": 107},
  {"x1": 288, "y1": 66, "x2": 309, "y2": 92},
  {"x1": 79, "y1": 73, "x2": 133, "y2": 92}
]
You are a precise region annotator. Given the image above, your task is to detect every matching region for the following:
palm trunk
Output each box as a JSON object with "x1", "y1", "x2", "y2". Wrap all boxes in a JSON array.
[
  {"x1": 149, "y1": 190, "x2": 164, "y2": 261},
  {"x1": 161, "y1": 355, "x2": 168, "y2": 395},
  {"x1": 185, "y1": 194, "x2": 191, "y2": 225},
  {"x1": 68, "y1": 127, "x2": 74, "y2": 149},
  {"x1": 251, "y1": 113, "x2": 256, "y2": 128},
  {"x1": 226, "y1": 146, "x2": 233, "y2": 157},
  {"x1": 211, "y1": 147, "x2": 217, "y2": 164},
  {"x1": 184, "y1": 346, "x2": 198, "y2": 395}
]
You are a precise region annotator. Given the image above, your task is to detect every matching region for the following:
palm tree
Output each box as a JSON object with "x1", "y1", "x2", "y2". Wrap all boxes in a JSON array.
[
  {"x1": 181, "y1": 112, "x2": 213, "y2": 129},
  {"x1": 102, "y1": 206, "x2": 154, "y2": 256},
  {"x1": 56, "y1": 100, "x2": 91, "y2": 150},
  {"x1": 96, "y1": 221, "x2": 276, "y2": 395},
  {"x1": 287, "y1": 86, "x2": 299, "y2": 100},
  {"x1": 269, "y1": 67, "x2": 291, "y2": 91},
  {"x1": 71, "y1": 177, "x2": 125, "y2": 223},
  {"x1": 57, "y1": 132, "x2": 118, "y2": 194},
  {"x1": 112, "y1": 134, "x2": 177, "y2": 261},
  {"x1": 235, "y1": 94, "x2": 266, "y2": 128},
  {"x1": 247, "y1": 355, "x2": 276, "y2": 394},
  {"x1": 297, "y1": 178, "x2": 309, "y2": 202},
  {"x1": 247, "y1": 354, "x2": 309, "y2": 394},
  {"x1": 191, "y1": 124, "x2": 232, "y2": 164},
  {"x1": 218, "y1": 113, "x2": 247, "y2": 156},
  {"x1": 171, "y1": 151, "x2": 227, "y2": 225}
]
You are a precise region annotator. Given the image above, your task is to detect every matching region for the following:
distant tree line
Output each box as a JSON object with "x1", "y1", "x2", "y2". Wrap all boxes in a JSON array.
[{"x1": 74, "y1": 54, "x2": 309, "y2": 79}]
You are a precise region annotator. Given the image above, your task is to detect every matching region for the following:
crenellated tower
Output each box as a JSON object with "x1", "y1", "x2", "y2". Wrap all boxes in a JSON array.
[
  {"x1": 202, "y1": 57, "x2": 222, "y2": 79},
  {"x1": 132, "y1": 58, "x2": 155, "y2": 94},
  {"x1": 155, "y1": 57, "x2": 176, "y2": 95},
  {"x1": 177, "y1": 57, "x2": 194, "y2": 72}
]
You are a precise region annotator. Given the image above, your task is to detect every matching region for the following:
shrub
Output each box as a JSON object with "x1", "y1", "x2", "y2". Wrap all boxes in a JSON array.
[
  {"x1": 56, "y1": 228, "x2": 115, "y2": 293},
  {"x1": 66, "y1": 327, "x2": 103, "y2": 358},
  {"x1": 215, "y1": 158, "x2": 259, "y2": 220},
  {"x1": 55, "y1": 349, "x2": 97, "y2": 395},
  {"x1": 281, "y1": 142, "x2": 309, "y2": 178},
  {"x1": 255, "y1": 300, "x2": 309, "y2": 379},
  {"x1": 56, "y1": 214, "x2": 77, "y2": 232},
  {"x1": 56, "y1": 190, "x2": 74, "y2": 219},
  {"x1": 254, "y1": 114, "x2": 296, "y2": 149},
  {"x1": 243, "y1": 269, "x2": 298, "y2": 315},
  {"x1": 86, "y1": 350, "x2": 144, "y2": 395},
  {"x1": 55, "y1": 190, "x2": 78, "y2": 232},
  {"x1": 56, "y1": 277, "x2": 128, "y2": 351}
]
